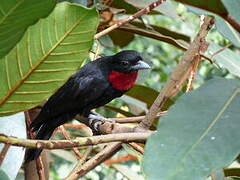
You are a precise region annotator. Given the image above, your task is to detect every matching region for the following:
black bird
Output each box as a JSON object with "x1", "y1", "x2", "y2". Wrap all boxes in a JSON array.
[{"x1": 25, "y1": 50, "x2": 150, "y2": 162}]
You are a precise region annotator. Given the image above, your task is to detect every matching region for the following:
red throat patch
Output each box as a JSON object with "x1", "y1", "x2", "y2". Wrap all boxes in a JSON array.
[{"x1": 108, "y1": 71, "x2": 138, "y2": 90}]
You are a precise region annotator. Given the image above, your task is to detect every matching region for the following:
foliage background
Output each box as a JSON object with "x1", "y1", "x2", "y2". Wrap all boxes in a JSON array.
[{"x1": 0, "y1": 0, "x2": 239, "y2": 179}]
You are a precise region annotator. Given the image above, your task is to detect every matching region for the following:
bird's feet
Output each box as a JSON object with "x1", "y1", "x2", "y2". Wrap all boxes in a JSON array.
[{"x1": 88, "y1": 112, "x2": 115, "y2": 132}]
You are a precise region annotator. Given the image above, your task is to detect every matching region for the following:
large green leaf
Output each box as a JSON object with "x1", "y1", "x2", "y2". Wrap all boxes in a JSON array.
[
  {"x1": 144, "y1": 78, "x2": 240, "y2": 180},
  {"x1": 0, "y1": 0, "x2": 56, "y2": 58},
  {"x1": 0, "y1": 3, "x2": 98, "y2": 116},
  {"x1": 130, "y1": 21, "x2": 190, "y2": 42},
  {"x1": 126, "y1": 84, "x2": 174, "y2": 110},
  {"x1": 126, "y1": 0, "x2": 180, "y2": 19},
  {"x1": 111, "y1": 0, "x2": 159, "y2": 15},
  {"x1": 175, "y1": 0, "x2": 228, "y2": 16},
  {"x1": 187, "y1": 6, "x2": 240, "y2": 48},
  {"x1": 221, "y1": 0, "x2": 240, "y2": 24},
  {"x1": 109, "y1": 29, "x2": 135, "y2": 47},
  {"x1": 118, "y1": 24, "x2": 189, "y2": 50},
  {"x1": 0, "y1": 169, "x2": 9, "y2": 180},
  {"x1": 215, "y1": 16, "x2": 240, "y2": 48},
  {"x1": 208, "y1": 43, "x2": 240, "y2": 78}
]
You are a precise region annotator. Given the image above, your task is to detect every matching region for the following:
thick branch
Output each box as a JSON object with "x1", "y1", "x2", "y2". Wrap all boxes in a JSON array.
[
  {"x1": 138, "y1": 16, "x2": 214, "y2": 130},
  {"x1": 94, "y1": 0, "x2": 165, "y2": 40},
  {"x1": 0, "y1": 132, "x2": 151, "y2": 149}
]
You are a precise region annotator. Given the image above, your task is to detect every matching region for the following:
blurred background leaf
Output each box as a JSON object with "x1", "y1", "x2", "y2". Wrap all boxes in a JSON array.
[
  {"x1": 0, "y1": 112, "x2": 26, "y2": 180},
  {"x1": 0, "y1": 169, "x2": 10, "y2": 180},
  {"x1": 208, "y1": 43, "x2": 240, "y2": 78}
]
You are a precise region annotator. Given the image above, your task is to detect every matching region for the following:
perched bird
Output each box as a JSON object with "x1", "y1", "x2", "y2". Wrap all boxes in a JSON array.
[{"x1": 25, "y1": 50, "x2": 150, "y2": 162}]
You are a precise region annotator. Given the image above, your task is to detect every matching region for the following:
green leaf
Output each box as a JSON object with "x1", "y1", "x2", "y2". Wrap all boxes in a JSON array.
[
  {"x1": 0, "y1": 169, "x2": 9, "y2": 180},
  {"x1": 226, "y1": 178, "x2": 240, "y2": 180},
  {"x1": 122, "y1": 144, "x2": 143, "y2": 160},
  {"x1": 126, "y1": 0, "x2": 180, "y2": 19},
  {"x1": 215, "y1": 16, "x2": 240, "y2": 48},
  {"x1": 111, "y1": 164, "x2": 145, "y2": 180},
  {"x1": 211, "y1": 169, "x2": 226, "y2": 180},
  {"x1": 126, "y1": 84, "x2": 174, "y2": 110},
  {"x1": 126, "y1": 84, "x2": 158, "y2": 108},
  {"x1": 221, "y1": 0, "x2": 240, "y2": 24},
  {"x1": 208, "y1": 43, "x2": 240, "y2": 78},
  {"x1": 111, "y1": 0, "x2": 138, "y2": 14},
  {"x1": 104, "y1": 105, "x2": 135, "y2": 117},
  {"x1": 130, "y1": 21, "x2": 190, "y2": 42},
  {"x1": 0, "y1": 0, "x2": 56, "y2": 58},
  {"x1": 175, "y1": 0, "x2": 228, "y2": 16},
  {"x1": 98, "y1": 35, "x2": 114, "y2": 48},
  {"x1": 224, "y1": 168, "x2": 240, "y2": 177},
  {"x1": 143, "y1": 78, "x2": 240, "y2": 180},
  {"x1": 0, "y1": 113, "x2": 26, "y2": 180},
  {"x1": 0, "y1": 2, "x2": 99, "y2": 116},
  {"x1": 187, "y1": 6, "x2": 240, "y2": 48},
  {"x1": 109, "y1": 29, "x2": 135, "y2": 47},
  {"x1": 118, "y1": 24, "x2": 189, "y2": 50}
]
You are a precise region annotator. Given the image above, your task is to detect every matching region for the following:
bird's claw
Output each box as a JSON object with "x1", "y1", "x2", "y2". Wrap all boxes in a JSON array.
[{"x1": 88, "y1": 112, "x2": 115, "y2": 132}]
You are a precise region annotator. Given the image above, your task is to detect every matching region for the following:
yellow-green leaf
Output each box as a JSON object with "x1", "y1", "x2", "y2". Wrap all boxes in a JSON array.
[{"x1": 0, "y1": 2, "x2": 99, "y2": 116}]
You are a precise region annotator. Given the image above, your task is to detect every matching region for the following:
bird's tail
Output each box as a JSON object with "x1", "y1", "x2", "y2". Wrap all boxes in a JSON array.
[{"x1": 25, "y1": 124, "x2": 55, "y2": 163}]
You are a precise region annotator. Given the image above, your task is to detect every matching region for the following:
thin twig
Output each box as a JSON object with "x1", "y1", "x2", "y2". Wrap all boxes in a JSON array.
[
  {"x1": 93, "y1": 42, "x2": 101, "y2": 60},
  {"x1": 128, "y1": 142, "x2": 144, "y2": 154},
  {"x1": 65, "y1": 146, "x2": 93, "y2": 180},
  {"x1": 94, "y1": 0, "x2": 166, "y2": 40},
  {"x1": 138, "y1": 16, "x2": 214, "y2": 130},
  {"x1": 105, "y1": 154, "x2": 137, "y2": 166},
  {"x1": 71, "y1": 142, "x2": 122, "y2": 178},
  {"x1": 0, "y1": 132, "x2": 151, "y2": 149},
  {"x1": 210, "y1": 43, "x2": 232, "y2": 58},
  {"x1": 59, "y1": 126, "x2": 83, "y2": 159},
  {"x1": 0, "y1": 144, "x2": 10, "y2": 166},
  {"x1": 112, "y1": 111, "x2": 166, "y2": 123}
]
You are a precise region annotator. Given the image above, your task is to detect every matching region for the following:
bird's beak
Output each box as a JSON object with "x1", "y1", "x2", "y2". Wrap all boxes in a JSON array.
[{"x1": 132, "y1": 60, "x2": 151, "y2": 70}]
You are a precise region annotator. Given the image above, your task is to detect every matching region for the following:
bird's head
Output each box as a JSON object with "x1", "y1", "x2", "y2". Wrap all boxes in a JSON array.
[
  {"x1": 107, "y1": 50, "x2": 150, "y2": 91},
  {"x1": 110, "y1": 50, "x2": 150, "y2": 73}
]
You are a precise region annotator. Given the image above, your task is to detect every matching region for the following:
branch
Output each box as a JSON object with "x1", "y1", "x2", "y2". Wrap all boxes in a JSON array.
[
  {"x1": 112, "y1": 111, "x2": 166, "y2": 123},
  {"x1": 128, "y1": 142, "x2": 144, "y2": 154},
  {"x1": 65, "y1": 146, "x2": 93, "y2": 180},
  {"x1": 0, "y1": 132, "x2": 151, "y2": 149},
  {"x1": 94, "y1": 0, "x2": 166, "y2": 40},
  {"x1": 138, "y1": 16, "x2": 214, "y2": 130},
  {"x1": 67, "y1": 142, "x2": 122, "y2": 179},
  {"x1": 0, "y1": 144, "x2": 10, "y2": 166},
  {"x1": 59, "y1": 126, "x2": 83, "y2": 159}
]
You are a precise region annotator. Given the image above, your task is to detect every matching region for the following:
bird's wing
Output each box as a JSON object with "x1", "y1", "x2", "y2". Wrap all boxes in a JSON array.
[{"x1": 31, "y1": 73, "x2": 108, "y2": 128}]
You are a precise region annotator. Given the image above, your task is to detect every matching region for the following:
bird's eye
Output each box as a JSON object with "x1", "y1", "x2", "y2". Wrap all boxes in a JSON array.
[{"x1": 121, "y1": 61, "x2": 129, "y2": 67}]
